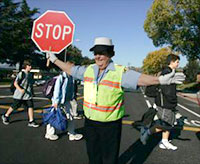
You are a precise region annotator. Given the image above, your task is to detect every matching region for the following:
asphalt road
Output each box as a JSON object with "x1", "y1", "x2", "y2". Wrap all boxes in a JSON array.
[{"x1": 0, "y1": 86, "x2": 199, "y2": 164}]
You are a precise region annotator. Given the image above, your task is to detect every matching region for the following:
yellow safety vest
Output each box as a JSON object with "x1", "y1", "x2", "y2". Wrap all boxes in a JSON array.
[{"x1": 83, "y1": 64, "x2": 125, "y2": 122}]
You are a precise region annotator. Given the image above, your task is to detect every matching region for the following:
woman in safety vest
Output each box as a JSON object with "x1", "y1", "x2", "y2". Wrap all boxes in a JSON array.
[{"x1": 46, "y1": 37, "x2": 185, "y2": 164}]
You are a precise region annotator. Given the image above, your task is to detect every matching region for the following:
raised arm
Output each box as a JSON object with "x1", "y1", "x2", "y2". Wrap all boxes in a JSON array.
[
  {"x1": 46, "y1": 52, "x2": 74, "y2": 75},
  {"x1": 54, "y1": 60, "x2": 74, "y2": 75},
  {"x1": 137, "y1": 74, "x2": 159, "y2": 86}
]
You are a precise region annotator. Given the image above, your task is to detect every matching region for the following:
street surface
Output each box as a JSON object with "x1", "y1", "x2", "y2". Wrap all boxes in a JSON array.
[{"x1": 0, "y1": 86, "x2": 200, "y2": 164}]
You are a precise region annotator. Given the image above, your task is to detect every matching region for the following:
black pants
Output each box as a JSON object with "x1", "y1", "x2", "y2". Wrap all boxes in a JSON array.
[
  {"x1": 11, "y1": 99, "x2": 34, "y2": 110},
  {"x1": 84, "y1": 118, "x2": 122, "y2": 164}
]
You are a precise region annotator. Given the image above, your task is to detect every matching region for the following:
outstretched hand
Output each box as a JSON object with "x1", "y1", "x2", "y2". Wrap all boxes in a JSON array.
[
  {"x1": 159, "y1": 69, "x2": 186, "y2": 85},
  {"x1": 172, "y1": 72, "x2": 186, "y2": 84}
]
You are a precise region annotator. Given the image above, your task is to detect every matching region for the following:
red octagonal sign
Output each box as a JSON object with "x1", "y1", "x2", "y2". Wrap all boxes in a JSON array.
[{"x1": 31, "y1": 10, "x2": 75, "y2": 54}]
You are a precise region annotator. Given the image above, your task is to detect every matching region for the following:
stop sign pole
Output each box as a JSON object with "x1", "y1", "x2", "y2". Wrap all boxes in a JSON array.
[{"x1": 31, "y1": 10, "x2": 75, "y2": 66}]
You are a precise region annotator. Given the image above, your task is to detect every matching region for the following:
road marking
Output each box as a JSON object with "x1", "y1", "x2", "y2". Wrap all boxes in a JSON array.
[
  {"x1": 145, "y1": 100, "x2": 152, "y2": 108},
  {"x1": 178, "y1": 103, "x2": 200, "y2": 118},
  {"x1": 34, "y1": 92, "x2": 42, "y2": 94},
  {"x1": 182, "y1": 126, "x2": 200, "y2": 132},
  {"x1": 190, "y1": 120, "x2": 200, "y2": 127},
  {"x1": 0, "y1": 96, "x2": 84, "y2": 113},
  {"x1": 0, "y1": 105, "x2": 10, "y2": 109},
  {"x1": 33, "y1": 97, "x2": 49, "y2": 100},
  {"x1": 0, "y1": 95, "x2": 12, "y2": 98},
  {"x1": 0, "y1": 105, "x2": 24, "y2": 111},
  {"x1": 122, "y1": 120, "x2": 200, "y2": 132},
  {"x1": 0, "y1": 95, "x2": 49, "y2": 100}
]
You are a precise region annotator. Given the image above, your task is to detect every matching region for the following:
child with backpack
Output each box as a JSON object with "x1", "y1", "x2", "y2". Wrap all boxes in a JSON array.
[
  {"x1": 1, "y1": 60, "x2": 39, "y2": 127},
  {"x1": 140, "y1": 54, "x2": 183, "y2": 150},
  {"x1": 45, "y1": 72, "x2": 83, "y2": 141}
]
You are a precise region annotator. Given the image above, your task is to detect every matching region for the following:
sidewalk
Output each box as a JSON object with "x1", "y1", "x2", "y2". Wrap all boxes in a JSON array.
[{"x1": 177, "y1": 92, "x2": 199, "y2": 104}]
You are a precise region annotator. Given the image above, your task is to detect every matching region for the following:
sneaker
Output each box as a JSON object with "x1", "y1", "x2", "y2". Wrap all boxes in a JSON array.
[
  {"x1": 69, "y1": 133, "x2": 83, "y2": 141},
  {"x1": 28, "y1": 121, "x2": 39, "y2": 128},
  {"x1": 73, "y1": 115, "x2": 83, "y2": 120},
  {"x1": 140, "y1": 127, "x2": 149, "y2": 145},
  {"x1": 159, "y1": 141, "x2": 178, "y2": 150},
  {"x1": 1, "y1": 115, "x2": 9, "y2": 125},
  {"x1": 45, "y1": 134, "x2": 59, "y2": 141}
]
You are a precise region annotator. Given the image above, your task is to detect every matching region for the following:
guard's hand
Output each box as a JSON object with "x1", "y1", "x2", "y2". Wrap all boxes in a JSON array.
[
  {"x1": 46, "y1": 52, "x2": 58, "y2": 63},
  {"x1": 159, "y1": 70, "x2": 185, "y2": 85},
  {"x1": 171, "y1": 72, "x2": 186, "y2": 84}
]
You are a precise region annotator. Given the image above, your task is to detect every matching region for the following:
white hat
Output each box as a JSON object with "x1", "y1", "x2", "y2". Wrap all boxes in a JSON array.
[
  {"x1": 93, "y1": 37, "x2": 113, "y2": 46},
  {"x1": 90, "y1": 37, "x2": 114, "y2": 53}
]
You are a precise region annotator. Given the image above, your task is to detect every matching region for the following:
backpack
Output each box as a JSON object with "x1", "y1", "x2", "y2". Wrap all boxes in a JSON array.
[
  {"x1": 140, "y1": 107, "x2": 157, "y2": 127},
  {"x1": 133, "y1": 107, "x2": 157, "y2": 128},
  {"x1": 10, "y1": 71, "x2": 26, "y2": 93},
  {"x1": 145, "y1": 85, "x2": 160, "y2": 98},
  {"x1": 42, "y1": 75, "x2": 65, "y2": 99}
]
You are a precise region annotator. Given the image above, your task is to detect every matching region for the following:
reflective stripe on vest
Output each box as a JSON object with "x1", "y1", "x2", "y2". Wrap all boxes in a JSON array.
[
  {"x1": 83, "y1": 100, "x2": 124, "y2": 112},
  {"x1": 83, "y1": 64, "x2": 125, "y2": 122}
]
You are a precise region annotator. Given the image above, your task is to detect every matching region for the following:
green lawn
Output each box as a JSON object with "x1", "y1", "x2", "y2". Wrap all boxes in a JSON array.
[
  {"x1": 0, "y1": 79, "x2": 11, "y2": 85},
  {"x1": 177, "y1": 82, "x2": 200, "y2": 93},
  {"x1": 0, "y1": 82, "x2": 10, "y2": 85}
]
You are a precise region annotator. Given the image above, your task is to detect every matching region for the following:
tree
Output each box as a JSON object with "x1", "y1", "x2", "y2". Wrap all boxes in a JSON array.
[
  {"x1": 15, "y1": 0, "x2": 40, "y2": 69},
  {"x1": 144, "y1": 0, "x2": 200, "y2": 60},
  {"x1": 142, "y1": 47, "x2": 171, "y2": 75},
  {"x1": 0, "y1": 0, "x2": 39, "y2": 69},
  {"x1": 0, "y1": 0, "x2": 20, "y2": 64},
  {"x1": 183, "y1": 59, "x2": 200, "y2": 83}
]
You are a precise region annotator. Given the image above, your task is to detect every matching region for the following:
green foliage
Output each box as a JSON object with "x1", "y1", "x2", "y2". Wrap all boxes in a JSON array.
[
  {"x1": 183, "y1": 59, "x2": 200, "y2": 83},
  {"x1": 0, "y1": 69, "x2": 13, "y2": 81},
  {"x1": 57, "y1": 45, "x2": 94, "y2": 66},
  {"x1": 0, "y1": 0, "x2": 40, "y2": 69},
  {"x1": 177, "y1": 82, "x2": 200, "y2": 92},
  {"x1": 142, "y1": 47, "x2": 171, "y2": 75},
  {"x1": 0, "y1": 0, "x2": 20, "y2": 63},
  {"x1": 144, "y1": 0, "x2": 200, "y2": 60}
]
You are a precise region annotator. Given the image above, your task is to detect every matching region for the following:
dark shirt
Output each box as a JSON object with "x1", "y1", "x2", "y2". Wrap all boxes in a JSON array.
[{"x1": 155, "y1": 67, "x2": 177, "y2": 110}]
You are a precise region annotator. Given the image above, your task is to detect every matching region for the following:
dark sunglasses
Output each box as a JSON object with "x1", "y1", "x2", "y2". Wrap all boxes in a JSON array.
[{"x1": 94, "y1": 51, "x2": 109, "y2": 56}]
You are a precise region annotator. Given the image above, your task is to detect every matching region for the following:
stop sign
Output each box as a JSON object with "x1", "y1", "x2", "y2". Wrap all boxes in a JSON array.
[{"x1": 31, "y1": 10, "x2": 75, "y2": 54}]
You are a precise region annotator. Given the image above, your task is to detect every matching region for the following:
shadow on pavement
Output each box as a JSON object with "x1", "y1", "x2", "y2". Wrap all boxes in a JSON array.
[
  {"x1": 10, "y1": 117, "x2": 42, "y2": 124},
  {"x1": 119, "y1": 126, "x2": 189, "y2": 164},
  {"x1": 170, "y1": 128, "x2": 191, "y2": 141},
  {"x1": 123, "y1": 114, "x2": 130, "y2": 118},
  {"x1": 118, "y1": 134, "x2": 160, "y2": 164},
  {"x1": 196, "y1": 131, "x2": 200, "y2": 141}
]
